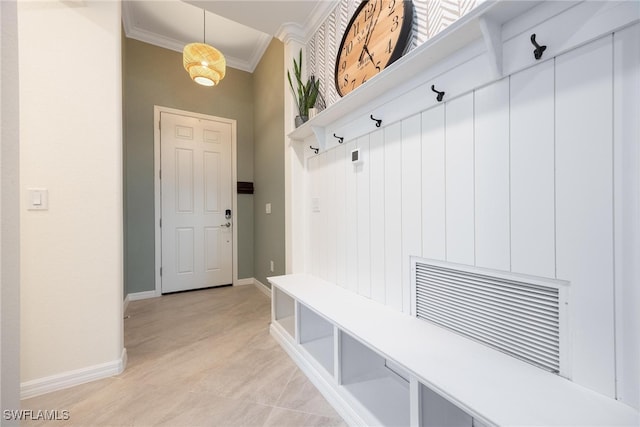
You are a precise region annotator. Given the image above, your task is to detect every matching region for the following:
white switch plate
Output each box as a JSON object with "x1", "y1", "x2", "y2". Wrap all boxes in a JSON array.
[
  {"x1": 270, "y1": 260, "x2": 274, "y2": 272},
  {"x1": 265, "y1": 203, "x2": 271, "y2": 214},
  {"x1": 311, "y1": 197, "x2": 320, "y2": 213},
  {"x1": 27, "y1": 188, "x2": 49, "y2": 210}
]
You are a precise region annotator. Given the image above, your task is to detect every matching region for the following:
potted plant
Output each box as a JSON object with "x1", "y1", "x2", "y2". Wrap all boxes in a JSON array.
[{"x1": 287, "y1": 49, "x2": 321, "y2": 127}]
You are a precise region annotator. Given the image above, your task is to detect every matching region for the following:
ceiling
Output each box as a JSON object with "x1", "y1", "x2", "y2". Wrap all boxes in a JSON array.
[{"x1": 122, "y1": 1, "x2": 338, "y2": 72}]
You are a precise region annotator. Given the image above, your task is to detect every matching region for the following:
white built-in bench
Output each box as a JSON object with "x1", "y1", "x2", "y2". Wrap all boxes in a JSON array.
[{"x1": 269, "y1": 274, "x2": 639, "y2": 427}]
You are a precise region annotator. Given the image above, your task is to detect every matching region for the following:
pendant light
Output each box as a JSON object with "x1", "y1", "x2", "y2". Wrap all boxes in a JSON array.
[{"x1": 183, "y1": 9, "x2": 226, "y2": 87}]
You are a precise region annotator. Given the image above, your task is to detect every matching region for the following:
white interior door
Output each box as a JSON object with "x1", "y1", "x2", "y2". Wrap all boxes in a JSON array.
[{"x1": 160, "y1": 112, "x2": 233, "y2": 293}]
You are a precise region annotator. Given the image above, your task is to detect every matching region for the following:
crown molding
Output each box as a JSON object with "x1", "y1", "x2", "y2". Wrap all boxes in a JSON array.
[
  {"x1": 276, "y1": 1, "x2": 339, "y2": 45},
  {"x1": 122, "y1": 4, "x2": 255, "y2": 73},
  {"x1": 275, "y1": 22, "x2": 306, "y2": 45}
]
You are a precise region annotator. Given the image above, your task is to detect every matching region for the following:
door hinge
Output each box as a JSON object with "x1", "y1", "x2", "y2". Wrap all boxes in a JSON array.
[
  {"x1": 159, "y1": 120, "x2": 161, "y2": 130},
  {"x1": 159, "y1": 169, "x2": 162, "y2": 179},
  {"x1": 159, "y1": 218, "x2": 162, "y2": 227},
  {"x1": 160, "y1": 267, "x2": 162, "y2": 276}
]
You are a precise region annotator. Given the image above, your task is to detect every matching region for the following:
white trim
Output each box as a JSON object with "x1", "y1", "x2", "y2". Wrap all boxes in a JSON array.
[
  {"x1": 123, "y1": 294, "x2": 130, "y2": 313},
  {"x1": 20, "y1": 349, "x2": 127, "y2": 400},
  {"x1": 154, "y1": 106, "x2": 239, "y2": 296},
  {"x1": 254, "y1": 278, "x2": 272, "y2": 297},
  {"x1": 235, "y1": 277, "x2": 254, "y2": 286},
  {"x1": 128, "y1": 290, "x2": 159, "y2": 302}
]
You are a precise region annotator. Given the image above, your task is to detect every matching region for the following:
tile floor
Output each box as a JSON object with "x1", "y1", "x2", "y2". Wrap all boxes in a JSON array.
[{"x1": 21, "y1": 285, "x2": 346, "y2": 427}]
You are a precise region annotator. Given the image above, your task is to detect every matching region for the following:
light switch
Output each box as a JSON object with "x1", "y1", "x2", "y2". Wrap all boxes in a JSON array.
[
  {"x1": 311, "y1": 197, "x2": 320, "y2": 213},
  {"x1": 265, "y1": 203, "x2": 271, "y2": 214},
  {"x1": 27, "y1": 188, "x2": 49, "y2": 211}
]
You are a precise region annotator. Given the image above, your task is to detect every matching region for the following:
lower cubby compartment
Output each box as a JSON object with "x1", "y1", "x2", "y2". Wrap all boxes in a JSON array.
[
  {"x1": 273, "y1": 287, "x2": 296, "y2": 339},
  {"x1": 299, "y1": 303, "x2": 334, "y2": 375},
  {"x1": 420, "y1": 383, "x2": 473, "y2": 427},
  {"x1": 340, "y1": 331, "x2": 410, "y2": 426}
]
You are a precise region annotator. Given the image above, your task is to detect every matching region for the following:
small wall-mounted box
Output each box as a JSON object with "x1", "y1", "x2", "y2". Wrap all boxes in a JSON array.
[{"x1": 351, "y1": 148, "x2": 361, "y2": 163}]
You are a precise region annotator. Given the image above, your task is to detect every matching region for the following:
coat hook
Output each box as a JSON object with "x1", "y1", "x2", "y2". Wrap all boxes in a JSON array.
[
  {"x1": 370, "y1": 115, "x2": 382, "y2": 127},
  {"x1": 310, "y1": 146, "x2": 319, "y2": 154},
  {"x1": 431, "y1": 85, "x2": 445, "y2": 102},
  {"x1": 530, "y1": 33, "x2": 547, "y2": 60},
  {"x1": 333, "y1": 133, "x2": 344, "y2": 144}
]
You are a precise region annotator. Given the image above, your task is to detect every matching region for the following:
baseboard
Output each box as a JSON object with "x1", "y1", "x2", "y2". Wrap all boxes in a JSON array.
[
  {"x1": 127, "y1": 290, "x2": 159, "y2": 301},
  {"x1": 235, "y1": 277, "x2": 254, "y2": 286},
  {"x1": 123, "y1": 294, "x2": 131, "y2": 313},
  {"x1": 21, "y1": 348, "x2": 127, "y2": 400},
  {"x1": 254, "y1": 278, "x2": 271, "y2": 297}
]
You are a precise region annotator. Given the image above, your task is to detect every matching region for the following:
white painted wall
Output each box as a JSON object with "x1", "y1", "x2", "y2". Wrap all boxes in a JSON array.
[
  {"x1": 302, "y1": 21, "x2": 640, "y2": 407},
  {"x1": 18, "y1": 1, "x2": 124, "y2": 387}
]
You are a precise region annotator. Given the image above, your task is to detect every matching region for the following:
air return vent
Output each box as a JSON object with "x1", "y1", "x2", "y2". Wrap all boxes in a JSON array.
[{"x1": 411, "y1": 258, "x2": 568, "y2": 376}]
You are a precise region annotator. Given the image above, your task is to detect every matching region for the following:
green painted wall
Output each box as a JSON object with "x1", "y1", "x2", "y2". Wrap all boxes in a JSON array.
[
  {"x1": 252, "y1": 39, "x2": 285, "y2": 287},
  {"x1": 123, "y1": 38, "x2": 255, "y2": 294}
]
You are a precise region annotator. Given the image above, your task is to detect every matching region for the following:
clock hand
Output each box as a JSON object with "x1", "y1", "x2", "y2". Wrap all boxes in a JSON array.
[
  {"x1": 363, "y1": 45, "x2": 381, "y2": 71},
  {"x1": 359, "y1": 0, "x2": 383, "y2": 63}
]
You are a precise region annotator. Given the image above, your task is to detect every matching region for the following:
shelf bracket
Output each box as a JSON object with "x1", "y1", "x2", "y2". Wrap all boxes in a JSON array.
[
  {"x1": 310, "y1": 126, "x2": 326, "y2": 150},
  {"x1": 479, "y1": 16, "x2": 503, "y2": 79}
]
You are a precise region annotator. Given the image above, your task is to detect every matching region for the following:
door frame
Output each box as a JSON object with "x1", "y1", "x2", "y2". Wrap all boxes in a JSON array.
[{"x1": 153, "y1": 105, "x2": 239, "y2": 295}]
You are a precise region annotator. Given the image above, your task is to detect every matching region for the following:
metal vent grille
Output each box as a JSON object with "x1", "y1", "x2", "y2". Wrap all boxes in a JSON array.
[{"x1": 413, "y1": 259, "x2": 566, "y2": 374}]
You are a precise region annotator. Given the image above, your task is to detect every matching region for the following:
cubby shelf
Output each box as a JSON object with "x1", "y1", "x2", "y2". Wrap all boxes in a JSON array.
[
  {"x1": 299, "y1": 303, "x2": 334, "y2": 375},
  {"x1": 269, "y1": 274, "x2": 639, "y2": 427}
]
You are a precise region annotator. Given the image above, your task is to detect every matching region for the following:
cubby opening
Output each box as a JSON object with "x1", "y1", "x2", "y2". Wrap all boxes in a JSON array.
[
  {"x1": 420, "y1": 383, "x2": 473, "y2": 427},
  {"x1": 299, "y1": 303, "x2": 334, "y2": 375},
  {"x1": 340, "y1": 331, "x2": 410, "y2": 426},
  {"x1": 273, "y1": 287, "x2": 296, "y2": 338}
]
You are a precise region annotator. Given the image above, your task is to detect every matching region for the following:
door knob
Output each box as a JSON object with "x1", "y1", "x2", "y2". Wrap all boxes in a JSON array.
[{"x1": 220, "y1": 222, "x2": 231, "y2": 228}]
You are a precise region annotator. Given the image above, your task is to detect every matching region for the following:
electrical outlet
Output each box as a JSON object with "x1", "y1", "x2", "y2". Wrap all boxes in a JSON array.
[
  {"x1": 266, "y1": 203, "x2": 271, "y2": 214},
  {"x1": 270, "y1": 260, "x2": 274, "y2": 272}
]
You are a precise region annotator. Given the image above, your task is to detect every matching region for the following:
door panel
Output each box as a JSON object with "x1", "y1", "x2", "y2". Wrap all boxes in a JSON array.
[{"x1": 161, "y1": 112, "x2": 232, "y2": 293}]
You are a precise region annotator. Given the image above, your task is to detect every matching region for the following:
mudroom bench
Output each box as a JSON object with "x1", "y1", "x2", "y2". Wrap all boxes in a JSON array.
[{"x1": 269, "y1": 273, "x2": 638, "y2": 427}]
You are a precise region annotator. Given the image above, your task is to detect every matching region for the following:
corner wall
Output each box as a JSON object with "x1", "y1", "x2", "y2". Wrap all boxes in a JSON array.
[
  {"x1": 253, "y1": 39, "x2": 285, "y2": 286},
  {"x1": 18, "y1": 1, "x2": 124, "y2": 385}
]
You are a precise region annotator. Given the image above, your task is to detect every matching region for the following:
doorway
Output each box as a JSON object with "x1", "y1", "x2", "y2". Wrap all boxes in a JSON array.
[{"x1": 154, "y1": 106, "x2": 238, "y2": 294}]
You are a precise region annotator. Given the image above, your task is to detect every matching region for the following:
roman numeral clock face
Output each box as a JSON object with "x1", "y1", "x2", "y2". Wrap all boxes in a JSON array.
[{"x1": 335, "y1": 0, "x2": 414, "y2": 97}]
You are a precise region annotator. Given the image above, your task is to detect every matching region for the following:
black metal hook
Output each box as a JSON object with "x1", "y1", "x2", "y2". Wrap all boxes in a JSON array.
[
  {"x1": 310, "y1": 146, "x2": 319, "y2": 154},
  {"x1": 333, "y1": 133, "x2": 344, "y2": 144},
  {"x1": 431, "y1": 85, "x2": 445, "y2": 102},
  {"x1": 530, "y1": 34, "x2": 547, "y2": 60},
  {"x1": 370, "y1": 115, "x2": 382, "y2": 127}
]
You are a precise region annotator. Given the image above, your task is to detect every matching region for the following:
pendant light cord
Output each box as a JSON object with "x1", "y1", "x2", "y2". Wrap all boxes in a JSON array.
[{"x1": 203, "y1": 9, "x2": 206, "y2": 44}]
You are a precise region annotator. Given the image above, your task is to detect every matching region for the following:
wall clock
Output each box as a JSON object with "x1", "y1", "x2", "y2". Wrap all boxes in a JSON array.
[{"x1": 335, "y1": 0, "x2": 414, "y2": 97}]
